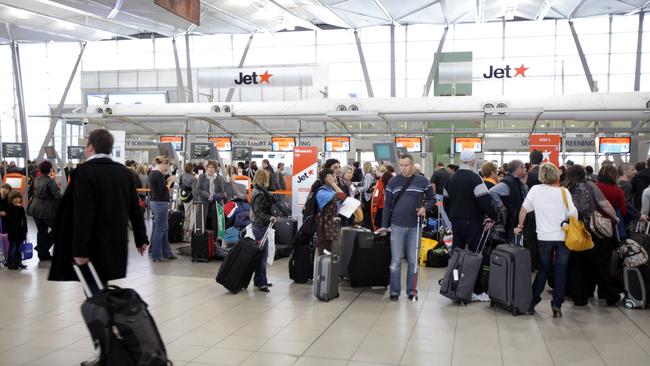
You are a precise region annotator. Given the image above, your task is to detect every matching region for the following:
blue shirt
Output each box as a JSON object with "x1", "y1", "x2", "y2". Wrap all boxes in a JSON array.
[{"x1": 382, "y1": 174, "x2": 435, "y2": 228}]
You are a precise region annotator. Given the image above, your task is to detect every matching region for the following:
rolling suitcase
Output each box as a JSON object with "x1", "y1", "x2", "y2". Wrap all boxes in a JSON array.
[
  {"x1": 73, "y1": 263, "x2": 170, "y2": 366},
  {"x1": 348, "y1": 231, "x2": 391, "y2": 288},
  {"x1": 340, "y1": 226, "x2": 370, "y2": 279},
  {"x1": 216, "y1": 219, "x2": 275, "y2": 294},
  {"x1": 167, "y1": 209, "x2": 184, "y2": 243},
  {"x1": 488, "y1": 236, "x2": 534, "y2": 315},
  {"x1": 274, "y1": 244, "x2": 292, "y2": 259},
  {"x1": 440, "y1": 226, "x2": 490, "y2": 304},
  {"x1": 275, "y1": 217, "x2": 297, "y2": 245},
  {"x1": 623, "y1": 265, "x2": 650, "y2": 309},
  {"x1": 191, "y1": 202, "x2": 215, "y2": 262},
  {"x1": 314, "y1": 218, "x2": 341, "y2": 301},
  {"x1": 289, "y1": 244, "x2": 314, "y2": 283}
]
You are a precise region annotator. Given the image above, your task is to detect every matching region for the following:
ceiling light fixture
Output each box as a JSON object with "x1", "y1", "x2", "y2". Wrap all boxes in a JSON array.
[{"x1": 106, "y1": 0, "x2": 124, "y2": 20}]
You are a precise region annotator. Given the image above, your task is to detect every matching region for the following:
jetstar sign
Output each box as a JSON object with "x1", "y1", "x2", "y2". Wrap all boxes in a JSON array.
[
  {"x1": 483, "y1": 64, "x2": 529, "y2": 79},
  {"x1": 234, "y1": 70, "x2": 273, "y2": 85}
]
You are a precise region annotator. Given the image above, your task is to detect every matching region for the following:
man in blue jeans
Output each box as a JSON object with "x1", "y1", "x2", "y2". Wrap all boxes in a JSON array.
[{"x1": 377, "y1": 154, "x2": 435, "y2": 302}]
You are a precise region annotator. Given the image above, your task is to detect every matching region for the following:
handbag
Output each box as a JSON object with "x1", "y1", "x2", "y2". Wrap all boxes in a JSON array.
[
  {"x1": 585, "y1": 184, "x2": 614, "y2": 239},
  {"x1": 561, "y1": 188, "x2": 594, "y2": 252}
]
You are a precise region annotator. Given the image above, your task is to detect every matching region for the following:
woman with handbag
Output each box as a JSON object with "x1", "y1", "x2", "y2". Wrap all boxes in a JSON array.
[
  {"x1": 27, "y1": 161, "x2": 61, "y2": 261},
  {"x1": 562, "y1": 165, "x2": 620, "y2": 307},
  {"x1": 514, "y1": 163, "x2": 578, "y2": 318}
]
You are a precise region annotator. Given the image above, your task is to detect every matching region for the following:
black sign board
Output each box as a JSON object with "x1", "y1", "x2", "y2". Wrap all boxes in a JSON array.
[
  {"x1": 191, "y1": 143, "x2": 217, "y2": 159},
  {"x1": 232, "y1": 147, "x2": 253, "y2": 161},
  {"x1": 44, "y1": 146, "x2": 57, "y2": 160},
  {"x1": 1, "y1": 143, "x2": 26, "y2": 158},
  {"x1": 67, "y1": 146, "x2": 86, "y2": 160},
  {"x1": 157, "y1": 143, "x2": 179, "y2": 162}
]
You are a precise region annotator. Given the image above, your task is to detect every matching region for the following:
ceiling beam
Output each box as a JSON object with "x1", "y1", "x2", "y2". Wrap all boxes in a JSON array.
[
  {"x1": 194, "y1": 117, "x2": 235, "y2": 135},
  {"x1": 115, "y1": 117, "x2": 158, "y2": 134},
  {"x1": 371, "y1": 0, "x2": 395, "y2": 22},
  {"x1": 395, "y1": 1, "x2": 439, "y2": 22},
  {"x1": 313, "y1": 0, "x2": 355, "y2": 28},
  {"x1": 239, "y1": 116, "x2": 272, "y2": 134},
  {"x1": 568, "y1": 0, "x2": 587, "y2": 20}
]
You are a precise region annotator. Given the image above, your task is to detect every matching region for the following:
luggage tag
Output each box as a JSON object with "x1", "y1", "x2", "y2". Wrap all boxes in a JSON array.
[{"x1": 452, "y1": 269, "x2": 459, "y2": 282}]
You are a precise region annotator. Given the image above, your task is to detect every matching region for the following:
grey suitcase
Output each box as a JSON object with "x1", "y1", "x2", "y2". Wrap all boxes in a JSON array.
[
  {"x1": 488, "y1": 236, "x2": 534, "y2": 315},
  {"x1": 314, "y1": 218, "x2": 341, "y2": 301},
  {"x1": 340, "y1": 226, "x2": 370, "y2": 279},
  {"x1": 439, "y1": 227, "x2": 490, "y2": 304},
  {"x1": 623, "y1": 266, "x2": 649, "y2": 309}
]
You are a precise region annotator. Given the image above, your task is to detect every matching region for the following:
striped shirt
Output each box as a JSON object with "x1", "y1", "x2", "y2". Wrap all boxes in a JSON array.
[{"x1": 382, "y1": 174, "x2": 435, "y2": 228}]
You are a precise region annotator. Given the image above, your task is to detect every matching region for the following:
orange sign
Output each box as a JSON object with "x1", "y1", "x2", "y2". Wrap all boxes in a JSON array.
[
  {"x1": 599, "y1": 137, "x2": 630, "y2": 154},
  {"x1": 530, "y1": 134, "x2": 561, "y2": 166},
  {"x1": 272, "y1": 137, "x2": 295, "y2": 152},
  {"x1": 395, "y1": 137, "x2": 422, "y2": 153},
  {"x1": 454, "y1": 137, "x2": 482, "y2": 153},
  {"x1": 293, "y1": 146, "x2": 318, "y2": 212},
  {"x1": 325, "y1": 136, "x2": 350, "y2": 152},
  {"x1": 209, "y1": 137, "x2": 232, "y2": 151},
  {"x1": 160, "y1": 136, "x2": 183, "y2": 151}
]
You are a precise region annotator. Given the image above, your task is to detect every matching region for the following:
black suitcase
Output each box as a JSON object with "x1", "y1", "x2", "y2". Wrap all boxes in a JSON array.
[
  {"x1": 488, "y1": 236, "x2": 534, "y2": 315},
  {"x1": 340, "y1": 227, "x2": 370, "y2": 279},
  {"x1": 216, "y1": 219, "x2": 275, "y2": 293},
  {"x1": 167, "y1": 209, "x2": 184, "y2": 243},
  {"x1": 440, "y1": 227, "x2": 490, "y2": 304},
  {"x1": 289, "y1": 244, "x2": 314, "y2": 283},
  {"x1": 348, "y1": 231, "x2": 391, "y2": 288},
  {"x1": 73, "y1": 263, "x2": 169, "y2": 366},
  {"x1": 623, "y1": 265, "x2": 650, "y2": 309},
  {"x1": 275, "y1": 217, "x2": 297, "y2": 245},
  {"x1": 191, "y1": 203, "x2": 215, "y2": 262},
  {"x1": 274, "y1": 244, "x2": 292, "y2": 259}
]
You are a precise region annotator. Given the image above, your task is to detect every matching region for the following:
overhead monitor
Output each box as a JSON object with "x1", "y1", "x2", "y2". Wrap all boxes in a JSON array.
[
  {"x1": 454, "y1": 137, "x2": 482, "y2": 153},
  {"x1": 209, "y1": 137, "x2": 232, "y2": 151},
  {"x1": 395, "y1": 137, "x2": 422, "y2": 153},
  {"x1": 325, "y1": 136, "x2": 351, "y2": 152},
  {"x1": 159, "y1": 136, "x2": 183, "y2": 152},
  {"x1": 599, "y1": 137, "x2": 630, "y2": 154},
  {"x1": 191, "y1": 143, "x2": 217, "y2": 159},
  {"x1": 272, "y1": 137, "x2": 295, "y2": 152},
  {"x1": 372, "y1": 143, "x2": 398, "y2": 163}
]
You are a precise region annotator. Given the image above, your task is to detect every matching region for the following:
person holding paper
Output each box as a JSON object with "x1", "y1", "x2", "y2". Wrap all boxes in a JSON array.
[{"x1": 316, "y1": 168, "x2": 347, "y2": 255}]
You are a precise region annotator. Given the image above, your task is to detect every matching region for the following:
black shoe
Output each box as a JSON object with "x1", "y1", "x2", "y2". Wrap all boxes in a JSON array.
[
  {"x1": 18, "y1": 264, "x2": 27, "y2": 269},
  {"x1": 7, "y1": 266, "x2": 18, "y2": 270},
  {"x1": 267, "y1": 283, "x2": 273, "y2": 287},
  {"x1": 408, "y1": 295, "x2": 418, "y2": 301},
  {"x1": 390, "y1": 295, "x2": 399, "y2": 301},
  {"x1": 552, "y1": 307, "x2": 563, "y2": 318},
  {"x1": 258, "y1": 287, "x2": 270, "y2": 293},
  {"x1": 38, "y1": 256, "x2": 52, "y2": 261},
  {"x1": 166, "y1": 255, "x2": 178, "y2": 260}
]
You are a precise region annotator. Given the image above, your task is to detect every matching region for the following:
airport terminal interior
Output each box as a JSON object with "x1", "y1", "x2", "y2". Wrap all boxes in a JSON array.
[{"x1": 1, "y1": 0, "x2": 650, "y2": 365}]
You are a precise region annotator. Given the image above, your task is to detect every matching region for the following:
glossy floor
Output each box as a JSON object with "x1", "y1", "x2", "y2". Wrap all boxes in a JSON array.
[{"x1": 0, "y1": 228, "x2": 649, "y2": 366}]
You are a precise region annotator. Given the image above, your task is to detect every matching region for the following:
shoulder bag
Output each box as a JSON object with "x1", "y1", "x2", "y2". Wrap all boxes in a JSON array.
[
  {"x1": 586, "y1": 183, "x2": 614, "y2": 239},
  {"x1": 561, "y1": 188, "x2": 594, "y2": 252}
]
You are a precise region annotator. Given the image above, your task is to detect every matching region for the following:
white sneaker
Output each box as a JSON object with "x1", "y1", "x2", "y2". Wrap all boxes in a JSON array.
[
  {"x1": 471, "y1": 292, "x2": 490, "y2": 302},
  {"x1": 323, "y1": 249, "x2": 331, "y2": 255}
]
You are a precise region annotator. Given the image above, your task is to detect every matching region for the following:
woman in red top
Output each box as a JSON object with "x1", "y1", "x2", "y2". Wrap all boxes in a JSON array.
[
  {"x1": 595, "y1": 164, "x2": 627, "y2": 220},
  {"x1": 373, "y1": 172, "x2": 394, "y2": 230}
]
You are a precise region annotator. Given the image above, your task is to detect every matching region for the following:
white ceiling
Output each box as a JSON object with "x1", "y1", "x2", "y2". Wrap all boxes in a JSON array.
[{"x1": 0, "y1": 0, "x2": 647, "y2": 43}]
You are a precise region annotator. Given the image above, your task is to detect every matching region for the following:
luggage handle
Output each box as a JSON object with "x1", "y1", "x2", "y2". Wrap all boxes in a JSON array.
[
  {"x1": 257, "y1": 217, "x2": 276, "y2": 249},
  {"x1": 193, "y1": 201, "x2": 205, "y2": 234},
  {"x1": 476, "y1": 225, "x2": 492, "y2": 254},
  {"x1": 72, "y1": 262, "x2": 104, "y2": 298},
  {"x1": 513, "y1": 234, "x2": 523, "y2": 247},
  {"x1": 332, "y1": 217, "x2": 341, "y2": 256},
  {"x1": 635, "y1": 221, "x2": 650, "y2": 235}
]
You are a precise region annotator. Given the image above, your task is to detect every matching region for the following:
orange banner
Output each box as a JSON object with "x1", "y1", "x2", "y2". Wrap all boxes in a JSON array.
[
  {"x1": 293, "y1": 146, "x2": 318, "y2": 212},
  {"x1": 272, "y1": 137, "x2": 295, "y2": 152},
  {"x1": 160, "y1": 136, "x2": 183, "y2": 151},
  {"x1": 530, "y1": 134, "x2": 561, "y2": 166},
  {"x1": 209, "y1": 137, "x2": 232, "y2": 151},
  {"x1": 325, "y1": 136, "x2": 350, "y2": 152},
  {"x1": 395, "y1": 137, "x2": 422, "y2": 153}
]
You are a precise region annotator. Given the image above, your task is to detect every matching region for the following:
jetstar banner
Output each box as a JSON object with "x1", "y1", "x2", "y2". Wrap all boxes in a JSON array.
[
  {"x1": 530, "y1": 134, "x2": 561, "y2": 166},
  {"x1": 292, "y1": 146, "x2": 318, "y2": 225},
  {"x1": 197, "y1": 66, "x2": 327, "y2": 89}
]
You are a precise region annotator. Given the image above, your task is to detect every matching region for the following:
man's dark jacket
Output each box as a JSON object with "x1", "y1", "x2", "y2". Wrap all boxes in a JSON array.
[{"x1": 49, "y1": 158, "x2": 148, "y2": 282}]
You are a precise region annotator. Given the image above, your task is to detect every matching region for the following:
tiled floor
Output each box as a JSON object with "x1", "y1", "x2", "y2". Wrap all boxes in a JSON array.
[{"x1": 1, "y1": 221, "x2": 650, "y2": 366}]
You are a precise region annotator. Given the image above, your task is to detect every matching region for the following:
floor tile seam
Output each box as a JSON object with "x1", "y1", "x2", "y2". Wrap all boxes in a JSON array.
[
  {"x1": 397, "y1": 279, "x2": 434, "y2": 365},
  {"x1": 577, "y1": 317, "x2": 609, "y2": 366},
  {"x1": 494, "y1": 310, "x2": 507, "y2": 366},
  {"x1": 609, "y1": 307, "x2": 650, "y2": 358},
  {"x1": 531, "y1": 308, "x2": 559, "y2": 366},
  {"x1": 297, "y1": 289, "x2": 368, "y2": 359}
]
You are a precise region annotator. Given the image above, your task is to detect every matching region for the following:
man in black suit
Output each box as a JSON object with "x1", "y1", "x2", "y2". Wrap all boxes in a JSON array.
[{"x1": 49, "y1": 129, "x2": 149, "y2": 284}]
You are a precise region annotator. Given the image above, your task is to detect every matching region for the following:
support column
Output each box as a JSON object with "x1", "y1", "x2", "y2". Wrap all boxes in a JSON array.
[
  {"x1": 354, "y1": 30, "x2": 374, "y2": 98},
  {"x1": 634, "y1": 11, "x2": 644, "y2": 91},
  {"x1": 185, "y1": 32, "x2": 194, "y2": 102},
  {"x1": 10, "y1": 41, "x2": 29, "y2": 161},
  {"x1": 390, "y1": 24, "x2": 395, "y2": 97},
  {"x1": 568, "y1": 21, "x2": 596, "y2": 92},
  {"x1": 226, "y1": 34, "x2": 254, "y2": 103},
  {"x1": 423, "y1": 27, "x2": 448, "y2": 97},
  {"x1": 172, "y1": 37, "x2": 186, "y2": 102},
  {"x1": 36, "y1": 42, "x2": 87, "y2": 162}
]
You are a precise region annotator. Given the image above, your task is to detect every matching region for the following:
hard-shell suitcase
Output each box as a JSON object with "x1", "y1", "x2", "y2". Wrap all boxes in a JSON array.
[
  {"x1": 340, "y1": 226, "x2": 370, "y2": 279},
  {"x1": 314, "y1": 218, "x2": 341, "y2": 301},
  {"x1": 289, "y1": 244, "x2": 314, "y2": 283},
  {"x1": 440, "y1": 227, "x2": 490, "y2": 304},
  {"x1": 623, "y1": 265, "x2": 650, "y2": 309},
  {"x1": 275, "y1": 217, "x2": 297, "y2": 245},
  {"x1": 488, "y1": 236, "x2": 534, "y2": 315},
  {"x1": 191, "y1": 203, "x2": 215, "y2": 262},
  {"x1": 216, "y1": 219, "x2": 275, "y2": 293},
  {"x1": 167, "y1": 209, "x2": 184, "y2": 243},
  {"x1": 73, "y1": 263, "x2": 170, "y2": 366},
  {"x1": 348, "y1": 231, "x2": 391, "y2": 288}
]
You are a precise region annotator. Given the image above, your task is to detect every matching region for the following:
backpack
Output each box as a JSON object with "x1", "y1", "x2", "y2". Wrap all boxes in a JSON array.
[
  {"x1": 570, "y1": 183, "x2": 596, "y2": 225},
  {"x1": 300, "y1": 180, "x2": 322, "y2": 235},
  {"x1": 178, "y1": 175, "x2": 193, "y2": 203}
]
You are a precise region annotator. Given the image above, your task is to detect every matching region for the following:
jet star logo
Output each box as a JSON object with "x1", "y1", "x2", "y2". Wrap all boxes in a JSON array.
[
  {"x1": 483, "y1": 64, "x2": 529, "y2": 79},
  {"x1": 296, "y1": 169, "x2": 314, "y2": 184},
  {"x1": 234, "y1": 70, "x2": 273, "y2": 85}
]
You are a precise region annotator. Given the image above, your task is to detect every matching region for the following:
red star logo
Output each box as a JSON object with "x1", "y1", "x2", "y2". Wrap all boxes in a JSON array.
[
  {"x1": 259, "y1": 70, "x2": 272, "y2": 84},
  {"x1": 514, "y1": 64, "x2": 528, "y2": 77},
  {"x1": 308, "y1": 170, "x2": 314, "y2": 175}
]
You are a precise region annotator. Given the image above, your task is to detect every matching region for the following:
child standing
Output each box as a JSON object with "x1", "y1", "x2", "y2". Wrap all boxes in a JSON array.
[{"x1": 5, "y1": 190, "x2": 27, "y2": 270}]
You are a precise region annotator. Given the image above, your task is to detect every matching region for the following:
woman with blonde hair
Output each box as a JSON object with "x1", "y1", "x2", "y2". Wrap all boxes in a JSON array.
[
  {"x1": 357, "y1": 162, "x2": 376, "y2": 228},
  {"x1": 148, "y1": 156, "x2": 176, "y2": 262},
  {"x1": 481, "y1": 161, "x2": 498, "y2": 189},
  {"x1": 251, "y1": 169, "x2": 273, "y2": 292},
  {"x1": 514, "y1": 163, "x2": 578, "y2": 318}
]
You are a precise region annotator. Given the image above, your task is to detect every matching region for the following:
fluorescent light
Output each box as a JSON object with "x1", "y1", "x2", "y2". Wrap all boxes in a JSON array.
[{"x1": 9, "y1": 8, "x2": 30, "y2": 19}]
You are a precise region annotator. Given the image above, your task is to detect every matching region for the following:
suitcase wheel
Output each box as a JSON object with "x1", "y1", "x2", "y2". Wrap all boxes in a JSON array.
[
  {"x1": 624, "y1": 299, "x2": 635, "y2": 309},
  {"x1": 489, "y1": 301, "x2": 494, "y2": 307}
]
